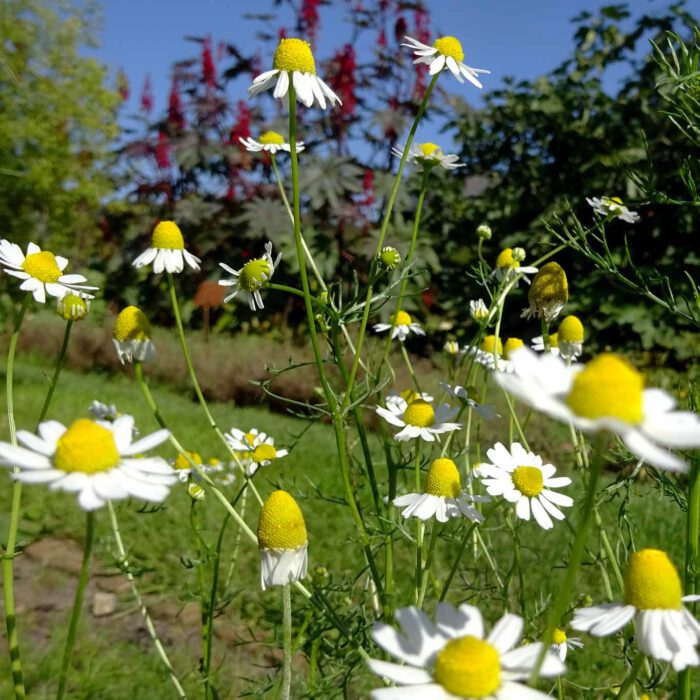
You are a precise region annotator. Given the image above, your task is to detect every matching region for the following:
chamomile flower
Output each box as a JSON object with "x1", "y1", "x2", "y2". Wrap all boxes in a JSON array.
[
  {"x1": 391, "y1": 142, "x2": 465, "y2": 171},
  {"x1": 132, "y1": 221, "x2": 201, "y2": 274},
  {"x1": 522, "y1": 262, "x2": 568, "y2": 323},
  {"x1": 467, "y1": 334, "x2": 507, "y2": 372},
  {"x1": 239, "y1": 131, "x2": 304, "y2": 154},
  {"x1": 492, "y1": 247, "x2": 538, "y2": 284},
  {"x1": 469, "y1": 298, "x2": 491, "y2": 323},
  {"x1": 172, "y1": 450, "x2": 205, "y2": 483},
  {"x1": 440, "y1": 383, "x2": 499, "y2": 420},
  {"x1": 113, "y1": 306, "x2": 155, "y2": 364},
  {"x1": 443, "y1": 340, "x2": 459, "y2": 355},
  {"x1": 572, "y1": 548, "x2": 700, "y2": 670},
  {"x1": 401, "y1": 35, "x2": 490, "y2": 88},
  {"x1": 373, "y1": 310, "x2": 426, "y2": 342},
  {"x1": 386, "y1": 390, "x2": 434, "y2": 413},
  {"x1": 393, "y1": 457, "x2": 487, "y2": 523},
  {"x1": 479, "y1": 442, "x2": 573, "y2": 530},
  {"x1": 219, "y1": 241, "x2": 281, "y2": 311},
  {"x1": 378, "y1": 246, "x2": 401, "y2": 270},
  {"x1": 495, "y1": 349, "x2": 700, "y2": 471},
  {"x1": 550, "y1": 628, "x2": 583, "y2": 662},
  {"x1": 257, "y1": 490, "x2": 308, "y2": 591},
  {"x1": 226, "y1": 429, "x2": 288, "y2": 476},
  {"x1": 368, "y1": 603, "x2": 565, "y2": 699},
  {"x1": 248, "y1": 37, "x2": 341, "y2": 110},
  {"x1": 0, "y1": 416, "x2": 175, "y2": 511},
  {"x1": 376, "y1": 396, "x2": 460, "y2": 443},
  {"x1": 557, "y1": 315, "x2": 585, "y2": 360},
  {"x1": 56, "y1": 292, "x2": 90, "y2": 321},
  {"x1": 0, "y1": 240, "x2": 97, "y2": 304},
  {"x1": 587, "y1": 196, "x2": 640, "y2": 224}
]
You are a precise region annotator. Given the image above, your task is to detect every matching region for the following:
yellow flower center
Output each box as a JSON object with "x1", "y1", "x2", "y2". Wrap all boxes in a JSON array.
[
  {"x1": 424, "y1": 458, "x2": 461, "y2": 498},
  {"x1": 57, "y1": 293, "x2": 88, "y2": 321},
  {"x1": 253, "y1": 444, "x2": 277, "y2": 463},
  {"x1": 432, "y1": 36, "x2": 465, "y2": 63},
  {"x1": 433, "y1": 636, "x2": 500, "y2": 697},
  {"x1": 273, "y1": 38, "x2": 316, "y2": 74},
  {"x1": 244, "y1": 431, "x2": 257, "y2": 446},
  {"x1": 113, "y1": 306, "x2": 152, "y2": 342},
  {"x1": 54, "y1": 419, "x2": 120, "y2": 474},
  {"x1": 392, "y1": 310, "x2": 413, "y2": 326},
  {"x1": 504, "y1": 337, "x2": 524, "y2": 358},
  {"x1": 480, "y1": 335, "x2": 503, "y2": 355},
  {"x1": 418, "y1": 142, "x2": 441, "y2": 157},
  {"x1": 624, "y1": 548, "x2": 682, "y2": 610},
  {"x1": 529, "y1": 262, "x2": 568, "y2": 311},
  {"x1": 239, "y1": 258, "x2": 271, "y2": 292},
  {"x1": 258, "y1": 130, "x2": 285, "y2": 145},
  {"x1": 558, "y1": 315, "x2": 584, "y2": 344},
  {"x1": 552, "y1": 628, "x2": 567, "y2": 645},
  {"x1": 22, "y1": 251, "x2": 62, "y2": 283},
  {"x1": 610, "y1": 196, "x2": 624, "y2": 205},
  {"x1": 402, "y1": 400, "x2": 435, "y2": 428},
  {"x1": 496, "y1": 248, "x2": 520, "y2": 270},
  {"x1": 566, "y1": 353, "x2": 643, "y2": 424},
  {"x1": 512, "y1": 466, "x2": 544, "y2": 497},
  {"x1": 151, "y1": 221, "x2": 185, "y2": 250},
  {"x1": 257, "y1": 490, "x2": 308, "y2": 550},
  {"x1": 174, "y1": 450, "x2": 202, "y2": 470},
  {"x1": 549, "y1": 332, "x2": 559, "y2": 348}
]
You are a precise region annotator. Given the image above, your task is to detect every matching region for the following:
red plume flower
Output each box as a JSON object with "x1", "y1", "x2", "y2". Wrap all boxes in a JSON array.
[
  {"x1": 168, "y1": 79, "x2": 185, "y2": 130},
  {"x1": 154, "y1": 131, "x2": 171, "y2": 169},
  {"x1": 202, "y1": 36, "x2": 216, "y2": 87},
  {"x1": 140, "y1": 75, "x2": 154, "y2": 114},
  {"x1": 300, "y1": 0, "x2": 320, "y2": 45}
]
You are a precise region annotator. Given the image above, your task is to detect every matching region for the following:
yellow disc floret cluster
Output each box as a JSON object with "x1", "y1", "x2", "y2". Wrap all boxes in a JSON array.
[
  {"x1": 114, "y1": 306, "x2": 152, "y2": 342},
  {"x1": 433, "y1": 636, "x2": 500, "y2": 697},
  {"x1": 504, "y1": 337, "x2": 524, "y2": 358},
  {"x1": 424, "y1": 458, "x2": 461, "y2": 498},
  {"x1": 512, "y1": 466, "x2": 544, "y2": 497},
  {"x1": 495, "y1": 248, "x2": 519, "y2": 270},
  {"x1": 433, "y1": 36, "x2": 465, "y2": 63},
  {"x1": 151, "y1": 221, "x2": 185, "y2": 250},
  {"x1": 273, "y1": 38, "x2": 316, "y2": 74},
  {"x1": 257, "y1": 490, "x2": 308, "y2": 550},
  {"x1": 403, "y1": 399, "x2": 435, "y2": 428},
  {"x1": 480, "y1": 335, "x2": 503, "y2": 355},
  {"x1": 624, "y1": 548, "x2": 682, "y2": 610},
  {"x1": 418, "y1": 142, "x2": 441, "y2": 158},
  {"x1": 22, "y1": 251, "x2": 62, "y2": 283},
  {"x1": 528, "y1": 262, "x2": 568, "y2": 312},
  {"x1": 258, "y1": 131, "x2": 285, "y2": 145},
  {"x1": 57, "y1": 293, "x2": 89, "y2": 321},
  {"x1": 174, "y1": 450, "x2": 202, "y2": 471},
  {"x1": 558, "y1": 315, "x2": 584, "y2": 344},
  {"x1": 239, "y1": 258, "x2": 271, "y2": 292},
  {"x1": 392, "y1": 310, "x2": 413, "y2": 326},
  {"x1": 54, "y1": 419, "x2": 120, "y2": 474},
  {"x1": 253, "y1": 444, "x2": 277, "y2": 463}
]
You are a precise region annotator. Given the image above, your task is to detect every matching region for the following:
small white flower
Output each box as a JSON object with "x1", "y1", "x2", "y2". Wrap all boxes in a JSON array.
[
  {"x1": 373, "y1": 310, "x2": 426, "y2": 342},
  {"x1": 132, "y1": 221, "x2": 201, "y2": 274},
  {"x1": 172, "y1": 450, "x2": 210, "y2": 483},
  {"x1": 572, "y1": 548, "x2": 700, "y2": 671},
  {"x1": 440, "y1": 382, "x2": 499, "y2": 420},
  {"x1": 496, "y1": 348, "x2": 700, "y2": 472},
  {"x1": 402, "y1": 35, "x2": 490, "y2": 88},
  {"x1": 443, "y1": 340, "x2": 460, "y2": 355},
  {"x1": 368, "y1": 603, "x2": 564, "y2": 699},
  {"x1": 239, "y1": 131, "x2": 304, "y2": 154},
  {"x1": 376, "y1": 396, "x2": 460, "y2": 443},
  {"x1": 0, "y1": 240, "x2": 97, "y2": 304},
  {"x1": 550, "y1": 628, "x2": 583, "y2": 662},
  {"x1": 469, "y1": 298, "x2": 491, "y2": 323},
  {"x1": 587, "y1": 196, "x2": 640, "y2": 224},
  {"x1": 226, "y1": 428, "x2": 288, "y2": 476},
  {"x1": 219, "y1": 242, "x2": 281, "y2": 311},
  {"x1": 479, "y1": 442, "x2": 573, "y2": 530},
  {"x1": 248, "y1": 37, "x2": 341, "y2": 110},
  {"x1": 392, "y1": 142, "x2": 465, "y2": 171},
  {"x1": 0, "y1": 416, "x2": 175, "y2": 511}
]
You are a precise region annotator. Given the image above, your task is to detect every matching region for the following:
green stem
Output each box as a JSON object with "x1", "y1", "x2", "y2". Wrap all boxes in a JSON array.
[
  {"x1": 56, "y1": 510, "x2": 95, "y2": 700},
  {"x1": 541, "y1": 318, "x2": 551, "y2": 353},
  {"x1": 224, "y1": 487, "x2": 248, "y2": 591},
  {"x1": 281, "y1": 584, "x2": 292, "y2": 700},
  {"x1": 189, "y1": 501, "x2": 211, "y2": 699},
  {"x1": 107, "y1": 502, "x2": 186, "y2": 698},
  {"x1": 36, "y1": 320, "x2": 73, "y2": 424},
  {"x1": 2, "y1": 295, "x2": 30, "y2": 699},
  {"x1": 439, "y1": 521, "x2": 479, "y2": 601},
  {"x1": 417, "y1": 523, "x2": 439, "y2": 608}
]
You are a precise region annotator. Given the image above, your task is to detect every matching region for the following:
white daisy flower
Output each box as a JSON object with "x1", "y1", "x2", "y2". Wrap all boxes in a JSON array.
[
  {"x1": 0, "y1": 240, "x2": 98, "y2": 304},
  {"x1": 492, "y1": 247, "x2": 538, "y2": 285},
  {"x1": 550, "y1": 628, "x2": 583, "y2": 662},
  {"x1": 391, "y1": 142, "x2": 465, "y2": 171},
  {"x1": 465, "y1": 335, "x2": 509, "y2": 373},
  {"x1": 113, "y1": 306, "x2": 155, "y2": 365},
  {"x1": 257, "y1": 490, "x2": 308, "y2": 591},
  {"x1": 0, "y1": 416, "x2": 175, "y2": 511},
  {"x1": 373, "y1": 310, "x2": 426, "y2": 342},
  {"x1": 248, "y1": 37, "x2": 341, "y2": 110},
  {"x1": 219, "y1": 241, "x2": 281, "y2": 312},
  {"x1": 132, "y1": 221, "x2": 201, "y2": 274},
  {"x1": 172, "y1": 449, "x2": 208, "y2": 483},
  {"x1": 479, "y1": 442, "x2": 573, "y2": 530},
  {"x1": 469, "y1": 298, "x2": 491, "y2": 323},
  {"x1": 401, "y1": 35, "x2": 490, "y2": 89},
  {"x1": 386, "y1": 390, "x2": 434, "y2": 413},
  {"x1": 368, "y1": 603, "x2": 565, "y2": 699},
  {"x1": 225, "y1": 428, "x2": 288, "y2": 476},
  {"x1": 572, "y1": 548, "x2": 700, "y2": 671},
  {"x1": 393, "y1": 457, "x2": 487, "y2": 523},
  {"x1": 495, "y1": 348, "x2": 700, "y2": 472},
  {"x1": 376, "y1": 396, "x2": 460, "y2": 443},
  {"x1": 239, "y1": 130, "x2": 304, "y2": 154},
  {"x1": 586, "y1": 196, "x2": 640, "y2": 224},
  {"x1": 521, "y1": 262, "x2": 568, "y2": 323},
  {"x1": 440, "y1": 383, "x2": 499, "y2": 420}
]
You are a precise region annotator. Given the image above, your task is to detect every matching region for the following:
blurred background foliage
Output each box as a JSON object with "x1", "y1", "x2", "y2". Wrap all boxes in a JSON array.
[{"x1": 1, "y1": 0, "x2": 698, "y2": 360}]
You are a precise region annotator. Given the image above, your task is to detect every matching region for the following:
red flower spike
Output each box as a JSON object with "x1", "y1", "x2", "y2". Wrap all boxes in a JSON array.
[
  {"x1": 140, "y1": 75, "x2": 154, "y2": 114},
  {"x1": 155, "y1": 131, "x2": 171, "y2": 169},
  {"x1": 202, "y1": 36, "x2": 216, "y2": 87},
  {"x1": 168, "y1": 79, "x2": 185, "y2": 130}
]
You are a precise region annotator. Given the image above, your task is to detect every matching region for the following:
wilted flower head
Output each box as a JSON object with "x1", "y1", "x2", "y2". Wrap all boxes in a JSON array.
[{"x1": 523, "y1": 262, "x2": 568, "y2": 322}]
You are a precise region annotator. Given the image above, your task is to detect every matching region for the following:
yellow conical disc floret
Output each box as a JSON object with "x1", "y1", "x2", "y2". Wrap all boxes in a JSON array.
[
  {"x1": 273, "y1": 38, "x2": 316, "y2": 74},
  {"x1": 258, "y1": 131, "x2": 285, "y2": 145},
  {"x1": 512, "y1": 466, "x2": 544, "y2": 497},
  {"x1": 418, "y1": 142, "x2": 441, "y2": 157},
  {"x1": 240, "y1": 258, "x2": 271, "y2": 292},
  {"x1": 528, "y1": 262, "x2": 568, "y2": 313},
  {"x1": 57, "y1": 293, "x2": 88, "y2": 321},
  {"x1": 22, "y1": 251, "x2": 62, "y2": 283},
  {"x1": 433, "y1": 36, "x2": 465, "y2": 63},
  {"x1": 403, "y1": 400, "x2": 435, "y2": 428},
  {"x1": 114, "y1": 306, "x2": 152, "y2": 342},
  {"x1": 549, "y1": 332, "x2": 559, "y2": 348},
  {"x1": 558, "y1": 315, "x2": 584, "y2": 344},
  {"x1": 433, "y1": 636, "x2": 500, "y2": 697},
  {"x1": 480, "y1": 335, "x2": 503, "y2": 355},
  {"x1": 257, "y1": 490, "x2": 308, "y2": 550},
  {"x1": 504, "y1": 337, "x2": 524, "y2": 358},
  {"x1": 566, "y1": 353, "x2": 643, "y2": 424},
  {"x1": 54, "y1": 419, "x2": 120, "y2": 474},
  {"x1": 151, "y1": 221, "x2": 185, "y2": 250},
  {"x1": 253, "y1": 444, "x2": 277, "y2": 463},
  {"x1": 496, "y1": 248, "x2": 520, "y2": 270},
  {"x1": 624, "y1": 548, "x2": 682, "y2": 610},
  {"x1": 425, "y1": 458, "x2": 461, "y2": 498},
  {"x1": 174, "y1": 450, "x2": 202, "y2": 471},
  {"x1": 552, "y1": 628, "x2": 567, "y2": 645},
  {"x1": 392, "y1": 310, "x2": 413, "y2": 326}
]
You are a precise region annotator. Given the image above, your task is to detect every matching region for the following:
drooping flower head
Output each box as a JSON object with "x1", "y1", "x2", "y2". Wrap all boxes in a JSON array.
[
  {"x1": 132, "y1": 221, "x2": 201, "y2": 274},
  {"x1": 392, "y1": 142, "x2": 465, "y2": 171},
  {"x1": 219, "y1": 241, "x2": 281, "y2": 312},
  {"x1": 522, "y1": 262, "x2": 568, "y2": 322},
  {"x1": 373, "y1": 310, "x2": 426, "y2": 342},
  {"x1": 113, "y1": 305, "x2": 155, "y2": 364}
]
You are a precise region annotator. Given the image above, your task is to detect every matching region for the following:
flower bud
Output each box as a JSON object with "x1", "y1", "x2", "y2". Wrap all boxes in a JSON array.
[{"x1": 476, "y1": 223, "x2": 492, "y2": 240}]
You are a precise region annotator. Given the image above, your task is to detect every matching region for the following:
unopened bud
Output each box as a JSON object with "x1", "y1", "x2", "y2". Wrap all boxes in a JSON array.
[{"x1": 476, "y1": 223, "x2": 492, "y2": 240}]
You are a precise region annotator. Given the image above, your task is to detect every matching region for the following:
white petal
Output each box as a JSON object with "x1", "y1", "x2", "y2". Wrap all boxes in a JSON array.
[
  {"x1": 13, "y1": 468, "x2": 64, "y2": 484},
  {"x1": 515, "y1": 495, "x2": 531, "y2": 521},
  {"x1": 273, "y1": 70, "x2": 290, "y2": 100},
  {"x1": 366, "y1": 659, "x2": 431, "y2": 685},
  {"x1": 487, "y1": 613, "x2": 524, "y2": 653},
  {"x1": 16, "y1": 431, "x2": 55, "y2": 456},
  {"x1": 436, "y1": 603, "x2": 484, "y2": 639},
  {"x1": 622, "y1": 429, "x2": 688, "y2": 472},
  {"x1": 77, "y1": 482, "x2": 105, "y2": 510},
  {"x1": 0, "y1": 443, "x2": 52, "y2": 469},
  {"x1": 123, "y1": 429, "x2": 171, "y2": 455},
  {"x1": 429, "y1": 54, "x2": 446, "y2": 75},
  {"x1": 531, "y1": 497, "x2": 553, "y2": 529}
]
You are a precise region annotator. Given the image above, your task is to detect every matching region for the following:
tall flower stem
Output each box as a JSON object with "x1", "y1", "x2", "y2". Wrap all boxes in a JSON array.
[
  {"x1": 281, "y1": 584, "x2": 292, "y2": 700},
  {"x1": 413, "y1": 446, "x2": 423, "y2": 605},
  {"x1": 2, "y1": 294, "x2": 30, "y2": 699},
  {"x1": 107, "y1": 501, "x2": 186, "y2": 698},
  {"x1": 36, "y1": 320, "x2": 73, "y2": 424},
  {"x1": 56, "y1": 510, "x2": 95, "y2": 700},
  {"x1": 417, "y1": 523, "x2": 439, "y2": 608}
]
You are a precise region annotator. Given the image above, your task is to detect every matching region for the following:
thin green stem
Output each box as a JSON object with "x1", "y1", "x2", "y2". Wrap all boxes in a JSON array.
[
  {"x1": 439, "y1": 521, "x2": 480, "y2": 602},
  {"x1": 541, "y1": 318, "x2": 551, "y2": 353},
  {"x1": 36, "y1": 320, "x2": 73, "y2": 425},
  {"x1": 107, "y1": 501, "x2": 186, "y2": 698},
  {"x1": 417, "y1": 523, "x2": 439, "y2": 608},
  {"x1": 56, "y1": 510, "x2": 95, "y2": 700},
  {"x1": 281, "y1": 584, "x2": 292, "y2": 700}
]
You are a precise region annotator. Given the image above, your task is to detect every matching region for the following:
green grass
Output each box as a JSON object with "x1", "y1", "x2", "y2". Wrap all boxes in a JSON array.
[{"x1": 0, "y1": 354, "x2": 696, "y2": 698}]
